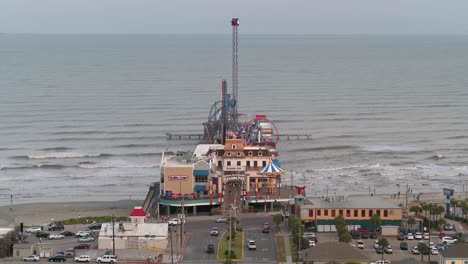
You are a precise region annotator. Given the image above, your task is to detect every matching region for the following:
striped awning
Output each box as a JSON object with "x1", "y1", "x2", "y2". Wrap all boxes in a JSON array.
[{"x1": 259, "y1": 159, "x2": 285, "y2": 176}]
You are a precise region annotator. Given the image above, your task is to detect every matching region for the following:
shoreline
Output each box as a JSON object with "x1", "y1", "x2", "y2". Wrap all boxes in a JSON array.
[{"x1": 0, "y1": 200, "x2": 143, "y2": 227}]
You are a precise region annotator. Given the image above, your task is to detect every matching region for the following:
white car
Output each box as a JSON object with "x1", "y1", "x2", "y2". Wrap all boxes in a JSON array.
[
  {"x1": 414, "y1": 232, "x2": 423, "y2": 240},
  {"x1": 385, "y1": 245, "x2": 393, "y2": 254},
  {"x1": 22, "y1": 255, "x2": 40, "y2": 262},
  {"x1": 168, "y1": 218, "x2": 182, "y2": 225},
  {"x1": 76, "y1": 231, "x2": 92, "y2": 237},
  {"x1": 373, "y1": 240, "x2": 380, "y2": 249},
  {"x1": 75, "y1": 255, "x2": 91, "y2": 262},
  {"x1": 210, "y1": 227, "x2": 219, "y2": 236},
  {"x1": 26, "y1": 227, "x2": 42, "y2": 233},
  {"x1": 411, "y1": 246, "x2": 420, "y2": 254},
  {"x1": 96, "y1": 255, "x2": 117, "y2": 263},
  {"x1": 356, "y1": 240, "x2": 364, "y2": 249},
  {"x1": 423, "y1": 233, "x2": 430, "y2": 240},
  {"x1": 48, "y1": 233, "x2": 65, "y2": 240},
  {"x1": 303, "y1": 232, "x2": 316, "y2": 238},
  {"x1": 309, "y1": 240, "x2": 316, "y2": 247},
  {"x1": 406, "y1": 233, "x2": 414, "y2": 240},
  {"x1": 430, "y1": 247, "x2": 439, "y2": 255},
  {"x1": 215, "y1": 217, "x2": 228, "y2": 223},
  {"x1": 248, "y1": 240, "x2": 256, "y2": 250},
  {"x1": 370, "y1": 260, "x2": 390, "y2": 264},
  {"x1": 78, "y1": 236, "x2": 95, "y2": 242},
  {"x1": 442, "y1": 236, "x2": 456, "y2": 244}
]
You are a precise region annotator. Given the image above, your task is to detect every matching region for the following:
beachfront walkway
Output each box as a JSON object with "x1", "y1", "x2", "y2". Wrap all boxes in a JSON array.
[{"x1": 280, "y1": 221, "x2": 293, "y2": 264}]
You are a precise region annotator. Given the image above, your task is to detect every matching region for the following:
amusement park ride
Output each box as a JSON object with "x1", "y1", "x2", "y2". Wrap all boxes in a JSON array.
[{"x1": 202, "y1": 18, "x2": 279, "y2": 149}]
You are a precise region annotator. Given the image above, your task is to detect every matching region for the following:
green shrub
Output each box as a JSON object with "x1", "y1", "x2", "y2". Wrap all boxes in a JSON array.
[{"x1": 223, "y1": 250, "x2": 236, "y2": 259}]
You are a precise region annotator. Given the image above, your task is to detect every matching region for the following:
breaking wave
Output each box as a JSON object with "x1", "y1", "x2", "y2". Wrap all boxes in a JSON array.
[
  {"x1": 10, "y1": 153, "x2": 112, "y2": 159},
  {"x1": 429, "y1": 154, "x2": 445, "y2": 160},
  {"x1": 78, "y1": 163, "x2": 160, "y2": 169},
  {"x1": 294, "y1": 145, "x2": 357, "y2": 152}
]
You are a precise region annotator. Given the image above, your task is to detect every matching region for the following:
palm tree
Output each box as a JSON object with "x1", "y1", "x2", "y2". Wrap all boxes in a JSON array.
[
  {"x1": 410, "y1": 206, "x2": 422, "y2": 216},
  {"x1": 417, "y1": 242, "x2": 429, "y2": 262},
  {"x1": 370, "y1": 214, "x2": 381, "y2": 233},
  {"x1": 378, "y1": 238, "x2": 389, "y2": 261},
  {"x1": 272, "y1": 214, "x2": 283, "y2": 232},
  {"x1": 407, "y1": 217, "x2": 416, "y2": 230}
]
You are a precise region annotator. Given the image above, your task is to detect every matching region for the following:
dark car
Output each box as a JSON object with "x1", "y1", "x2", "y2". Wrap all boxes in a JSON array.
[
  {"x1": 361, "y1": 233, "x2": 370, "y2": 239},
  {"x1": 397, "y1": 233, "x2": 405, "y2": 240},
  {"x1": 48, "y1": 224, "x2": 64, "y2": 231},
  {"x1": 400, "y1": 242, "x2": 408, "y2": 250},
  {"x1": 35, "y1": 231, "x2": 50, "y2": 238},
  {"x1": 48, "y1": 254, "x2": 66, "y2": 262},
  {"x1": 351, "y1": 231, "x2": 361, "y2": 239},
  {"x1": 74, "y1": 244, "x2": 90, "y2": 250},
  {"x1": 207, "y1": 244, "x2": 214, "y2": 254},
  {"x1": 61, "y1": 231, "x2": 75, "y2": 237},
  {"x1": 376, "y1": 246, "x2": 384, "y2": 254},
  {"x1": 443, "y1": 224, "x2": 453, "y2": 231},
  {"x1": 262, "y1": 227, "x2": 270, "y2": 233},
  {"x1": 88, "y1": 223, "x2": 102, "y2": 230},
  {"x1": 453, "y1": 232, "x2": 463, "y2": 239},
  {"x1": 370, "y1": 232, "x2": 378, "y2": 239},
  {"x1": 308, "y1": 236, "x2": 318, "y2": 243}
]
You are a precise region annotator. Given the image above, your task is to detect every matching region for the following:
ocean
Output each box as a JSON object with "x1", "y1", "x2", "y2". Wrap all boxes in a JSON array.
[{"x1": 1, "y1": 34, "x2": 468, "y2": 206}]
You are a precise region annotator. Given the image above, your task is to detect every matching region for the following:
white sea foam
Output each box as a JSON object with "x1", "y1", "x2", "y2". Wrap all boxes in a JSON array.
[{"x1": 28, "y1": 152, "x2": 102, "y2": 159}]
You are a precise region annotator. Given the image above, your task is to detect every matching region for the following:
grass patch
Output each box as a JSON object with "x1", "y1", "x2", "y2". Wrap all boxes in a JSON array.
[
  {"x1": 217, "y1": 230, "x2": 244, "y2": 261},
  {"x1": 62, "y1": 216, "x2": 129, "y2": 225},
  {"x1": 289, "y1": 237, "x2": 301, "y2": 263},
  {"x1": 276, "y1": 235, "x2": 286, "y2": 262}
]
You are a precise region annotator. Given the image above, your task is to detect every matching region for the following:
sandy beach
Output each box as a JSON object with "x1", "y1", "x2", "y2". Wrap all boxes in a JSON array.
[{"x1": 0, "y1": 200, "x2": 143, "y2": 227}]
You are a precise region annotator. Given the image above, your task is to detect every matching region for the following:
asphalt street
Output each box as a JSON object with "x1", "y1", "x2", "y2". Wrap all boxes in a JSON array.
[{"x1": 181, "y1": 213, "x2": 277, "y2": 264}]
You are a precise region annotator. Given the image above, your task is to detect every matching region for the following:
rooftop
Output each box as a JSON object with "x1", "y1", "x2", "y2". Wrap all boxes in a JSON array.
[
  {"x1": 440, "y1": 243, "x2": 468, "y2": 258},
  {"x1": 302, "y1": 195, "x2": 401, "y2": 209},
  {"x1": 100, "y1": 222, "x2": 168, "y2": 238}
]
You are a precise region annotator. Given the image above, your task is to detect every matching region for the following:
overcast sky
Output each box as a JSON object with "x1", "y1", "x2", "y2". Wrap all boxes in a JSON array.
[{"x1": 1, "y1": 0, "x2": 468, "y2": 34}]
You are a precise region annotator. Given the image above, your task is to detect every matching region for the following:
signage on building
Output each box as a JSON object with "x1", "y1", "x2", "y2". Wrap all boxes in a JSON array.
[
  {"x1": 223, "y1": 175, "x2": 245, "y2": 182},
  {"x1": 224, "y1": 166, "x2": 245, "y2": 172},
  {"x1": 169, "y1": 175, "x2": 189, "y2": 181}
]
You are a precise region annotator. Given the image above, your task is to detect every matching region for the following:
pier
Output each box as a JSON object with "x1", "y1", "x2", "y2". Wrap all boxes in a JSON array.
[{"x1": 165, "y1": 133, "x2": 311, "y2": 140}]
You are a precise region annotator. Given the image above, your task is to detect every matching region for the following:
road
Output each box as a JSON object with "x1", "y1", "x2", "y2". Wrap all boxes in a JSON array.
[{"x1": 181, "y1": 213, "x2": 277, "y2": 264}]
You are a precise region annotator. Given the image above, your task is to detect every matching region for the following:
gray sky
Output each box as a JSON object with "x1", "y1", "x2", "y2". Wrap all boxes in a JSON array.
[{"x1": 1, "y1": 0, "x2": 468, "y2": 34}]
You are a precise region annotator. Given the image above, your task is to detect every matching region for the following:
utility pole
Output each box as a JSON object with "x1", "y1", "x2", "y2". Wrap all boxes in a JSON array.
[
  {"x1": 234, "y1": 192, "x2": 237, "y2": 232},
  {"x1": 228, "y1": 208, "x2": 232, "y2": 260},
  {"x1": 170, "y1": 226, "x2": 174, "y2": 264},
  {"x1": 112, "y1": 214, "x2": 115, "y2": 255}
]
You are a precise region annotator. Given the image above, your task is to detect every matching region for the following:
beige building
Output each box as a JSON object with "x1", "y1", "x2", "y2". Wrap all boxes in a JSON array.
[
  {"x1": 98, "y1": 207, "x2": 168, "y2": 250},
  {"x1": 440, "y1": 244, "x2": 468, "y2": 264}
]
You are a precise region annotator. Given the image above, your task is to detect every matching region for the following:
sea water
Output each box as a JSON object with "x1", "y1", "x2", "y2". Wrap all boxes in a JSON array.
[{"x1": 1, "y1": 34, "x2": 468, "y2": 205}]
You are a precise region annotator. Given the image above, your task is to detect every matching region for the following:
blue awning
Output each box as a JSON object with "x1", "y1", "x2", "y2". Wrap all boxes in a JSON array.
[{"x1": 193, "y1": 170, "x2": 209, "y2": 176}]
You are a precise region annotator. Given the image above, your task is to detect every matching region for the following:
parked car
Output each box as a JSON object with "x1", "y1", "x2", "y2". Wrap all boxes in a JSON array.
[
  {"x1": 442, "y1": 236, "x2": 456, "y2": 244},
  {"x1": 370, "y1": 232, "x2": 378, "y2": 239},
  {"x1": 423, "y1": 233, "x2": 430, "y2": 240},
  {"x1": 361, "y1": 233, "x2": 370, "y2": 239},
  {"x1": 48, "y1": 254, "x2": 67, "y2": 262},
  {"x1": 414, "y1": 232, "x2": 423, "y2": 240},
  {"x1": 74, "y1": 244, "x2": 91, "y2": 250},
  {"x1": 373, "y1": 240, "x2": 380, "y2": 249},
  {"x1": 397, "y1": 233, "x2": 405, "y2": 240},
  {"x1": 430, "y1": 247, "x2": 439, "y2": 255},
  {"x1": 61, "y1": 231, "x2": 75, "y2": 237},
  {"x1": 263, "y1": 223, "x2": 271, "y2": 229},
  {"x1": 35, "y1": 231, "x2": 50, "y2": 238},
  {"x1": 48, "y1": 224, "x2": 64, "y2": 231},
  {"x1": 375, "y1": 246, "x2": 384, "y2": 254},
  {"x1": 308, "y1": 236, "x2": 318, "y2": 243},
  {"x1": 168, "y1": 218, "x2": 182, "y2": 226},
  {"x1": 356, "y1": 240, "x2": 364, "y2": 249},
  {"x1": 385, "y1": 245, "x2": 393, "y2": 254},
  {"x1": 210, "y1": 227, "x2": 219, "y2": 236},
  {"x1": 309, "y1": 240, "x2": 316, "y2": 247},
  {"x1": 88, "y1": 223, "x2": 102, "y2": 230},
  {"x1": 22, "y1": 255, "x2": 40, "y2": 262},
  {"x1": 453, "y1": 232, "x2": 463, "y2": 239},
  {"x1": 400, "y1": 242, "x2": 408, "y2": 250},
  {"x1": 406, "y1": 233, "x2": 414, "y2": 240},
  {"x1": 215, "y1": 217, "x2": 228, "y2": 223},
  {"x1": 411, "y1": 246, "x2": 420, "y2": 255},
  {"x1": 96, "y1": 254, "x2": 117, "y2": 263},
  {"x1": 75, "y1": 255, "x2": 91, "y2": 262},
  {"x1": 439, "y1": 232, "x2": 447, "y2": 239},
  {"x1": 207, "y1": 244, "x2": 214, "y2": 254},
  {"x1": 78, "y1": 236, "x2": 95, "y2": 242},
  {"x1": 302, "y1": 232, "x2": 315, "y2": 238},
  {"x1": 351, "y1": 231, "x2": 361, "y2": 239},
  {"x1": 248, "y1": 240, "x2": 256, "y2": 250}
]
